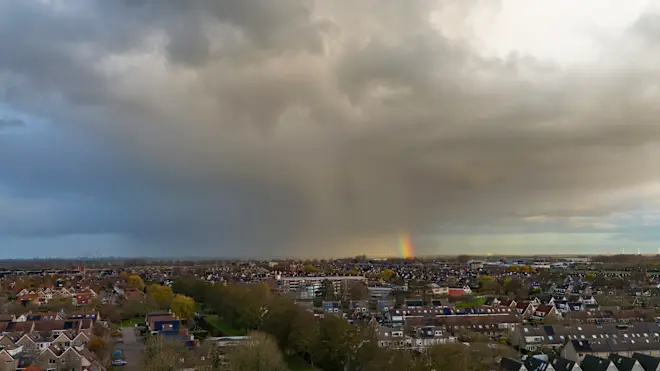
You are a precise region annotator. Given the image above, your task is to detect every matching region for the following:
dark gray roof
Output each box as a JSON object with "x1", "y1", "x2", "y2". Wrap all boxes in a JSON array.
[
  {"x1": 500, "y1": 357, "x2": 525, "y2": 371},
  {"x1": 550, "y1": 356, "x2": 576, "y2": 371},
  {"x1": 580, "y1": 355, "x2": 612, "y2": 371},
  {"x1": 524, "y1": 356, "x2": 551, "y2": 371},
  {"x1": 631, "y1": 352, "x2": 660, "y2": 371},
  {"x1": 609, "y1": 353, "x2": 639, "y2": 371}
]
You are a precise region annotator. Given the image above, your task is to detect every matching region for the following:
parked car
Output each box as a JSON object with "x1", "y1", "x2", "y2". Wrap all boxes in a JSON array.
[{"x1": 112, "y1": 359, "x2": 127, "y2": 366}]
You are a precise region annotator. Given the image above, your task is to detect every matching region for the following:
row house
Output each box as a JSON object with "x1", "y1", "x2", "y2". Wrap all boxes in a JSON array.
[
  {"x1": 564, "y1": 309, "x2": 658, "y2": 325},
  {"x1": 375, "y1": 326, "x2": 455, "y2": 350},
  {"x1": 0, "y1": 319, "x2": 94, "y2": 337},
  {"x1": 562, "y1": 338, "x2": 660, "y2": 364},
  {"x1": 512, "y1": 322, "x2": 660, "y2": 353},
  {"x1": 435, "y1": 314, "x2": 520, "y2": 338}
]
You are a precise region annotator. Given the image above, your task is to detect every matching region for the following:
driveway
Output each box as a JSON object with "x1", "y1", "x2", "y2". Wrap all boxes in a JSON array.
[{"x1": 114, "y1": 327, "x2": 143, "y2": 371}]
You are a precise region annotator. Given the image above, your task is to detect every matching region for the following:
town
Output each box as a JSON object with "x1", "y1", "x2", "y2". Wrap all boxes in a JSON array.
[{"x1": 0, "y1": 254, "x2": 659, "y2": 370}]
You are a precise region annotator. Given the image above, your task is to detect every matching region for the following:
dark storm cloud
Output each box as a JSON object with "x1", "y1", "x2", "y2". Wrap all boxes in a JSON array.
[{"x1": 1, "y1": 0, "x2": 660, "y2": 256}]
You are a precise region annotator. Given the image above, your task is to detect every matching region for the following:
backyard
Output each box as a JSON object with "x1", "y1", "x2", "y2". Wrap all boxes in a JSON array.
[
  {"x1": 204, "y1": 314, "x2": 245, "y2": 336},
  {"x1": 120, "y1": 317, "x2": 144, "y2": 327}
]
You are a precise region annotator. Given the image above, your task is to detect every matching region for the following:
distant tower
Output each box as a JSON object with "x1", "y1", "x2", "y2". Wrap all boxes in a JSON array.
[
  {"x1": 638, "y1": 247, "x2": 641, "y2": 255},
  {"x1": 622, "y1": 247, "x2": 626, "y2": 255}
]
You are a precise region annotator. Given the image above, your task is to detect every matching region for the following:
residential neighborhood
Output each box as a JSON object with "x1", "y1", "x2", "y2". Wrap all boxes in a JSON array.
[{"x1": 1, "y1": 255, "x2": 660, "y2": 370}]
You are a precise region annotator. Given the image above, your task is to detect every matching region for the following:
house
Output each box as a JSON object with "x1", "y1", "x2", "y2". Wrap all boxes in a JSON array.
[
  {"x1": 532, "y1": 305, "x2": 561, "y2": 322},
  {"x1": 73, "y1": 292, "x2": 93, "y2": 306},
  {"x1": 122, "y1": 288, "x2": 145, "y2": 301},
  {"x1": 512, "y1": 323, "x2": 660, "y2": 353},
  {"x1": 428, "y1": 283, "x2": 449, "y2": 296},
  {"x1": 322, "y1": 301, "x2": 342, "y2": 314},
  {"x1": 348, "y1": 300, "x2": 369, "y2": 313},
  {"x1": 608, "y1": 354, "x2": 644, "y2": 371},
  {"x1": 34, "y1": 344, "x2": 99, "y2": 371},
  {"x1": 67, "y1": 312, "x2": 101, "y2": 322},
  {"x1": 146, "y1": 313, "x2": 181, "y2": 335},
  {"x1": 26, "y1": 312, "x2": 64, "y2": 321},
  {"x1": 516, "y1": 302, "x2": 536, "y2": 318},
  {"x1": 437, "y1": 314, "x2": 520, "y2": 338},
  {"x1": 410, "y1": 326, "x2": 455, "y2": 349},
  {"x1": 405, "y1": 299, "x2": 424, "y2": 308},
  {"x1": 631, "y1": 352, "x2": 660, "y2": 371},
  {"x1": 549, "y1": 356, "x2": 581, "y2": 371},
  {"x1": 0, "y1": 345, "x2": 23, "y2": 371},
  {"x1": 17, "y1": 293, "x2": 46, "y2": 306},
  {"x1": 562, "y1": 339, "x2": 660, "y2": 363},
  {"x1": 375, "y1": 327, "x2": 409, "y2": 349},
  {"x1": 500, "y1": 357, "x2": 528, "y2": 371},
  {"x1": 447, "y1": 286, "x2": 472, "y2": 297},
  {"x1": 579, "y1": 355, "x2": 616, "y2": 371},
  {"x1": 524, "y1": 356, "x2": 555, "y2": 371}
]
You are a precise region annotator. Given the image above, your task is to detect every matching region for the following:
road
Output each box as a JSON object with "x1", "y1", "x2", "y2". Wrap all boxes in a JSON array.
[{"x1": 115, "y1": 327, "x2": 143, "y2": 371}]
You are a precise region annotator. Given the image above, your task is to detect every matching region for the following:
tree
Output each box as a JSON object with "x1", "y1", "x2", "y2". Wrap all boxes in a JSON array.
[
  {"x1": 147, "y1": 284, "x2": 174, "y2": 309},
  {"x1": 503, "y1": 277, "x2": 523, "y2": 295},
  {"x1": 88, "y1": 335, "x2": 112, "y2": 365},
  {"x1": 88, "y1": 336, "x2": 104, "y2": 352},
  {"x1": 585, "y1": 273, "x2": 597, "y2": 281},
  {"x1": 312, "y1": 315, "x2": 363, "y2": 370},
  {"x1": 172, "y1": 277, "x2": 210, "y2": 303},
  {"x1": 303, "y1": 265, "x2": 318, "y2": 274},
  {"x1": 225, "y1": 332, "x2": 289, "y2": 371},
  {"x1": 478, "y1": 278, "x2": 501, "y2": 295},
  {"x1": 43, "y1": 296, "x2": 75, "y2": 313},
  {"x1": 171, "y1": 294, "x2": 196, "y2": 320},
  {"x1": 347, "y1": 281, "x2": 369, "y2": 301},
  {"x1": 380, "y1": 269, "x2": 396, "y2": 282},
  {"x1": 140, "y1": 336, "x2": 189, "y2": 371},
  {"x1": 127, "y1": 275, "x2": 145, "y2": 290},
  {"x1": 507, "y1": 266, "x2": 520, "y2": 273},
  {"x1": 120, "y1": 297, "x2": 148, "y2": 320},
  {"x1": 320, "y1": 280, "x2": 337, "y2": 301}
]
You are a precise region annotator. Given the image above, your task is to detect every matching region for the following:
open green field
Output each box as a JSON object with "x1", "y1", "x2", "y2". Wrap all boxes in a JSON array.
[{"x1": 204, "y1": 314, "x2": 245, "y2": 336}]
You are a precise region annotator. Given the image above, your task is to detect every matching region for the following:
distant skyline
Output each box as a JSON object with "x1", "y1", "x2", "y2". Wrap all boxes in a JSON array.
[{"x1": 2, "y1": 1, "x2": 660, "y2": 258}]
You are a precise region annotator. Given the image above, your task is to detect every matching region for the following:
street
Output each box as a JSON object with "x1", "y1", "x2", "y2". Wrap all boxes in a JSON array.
[{"x1": 115, "y1": 327, "x2": 144, "y2": 371}]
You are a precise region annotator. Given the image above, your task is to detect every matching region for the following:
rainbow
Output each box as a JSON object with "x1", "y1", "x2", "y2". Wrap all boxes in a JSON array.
[{"x1": 398, "y1": 233, "x2": 415, "y2": 259}]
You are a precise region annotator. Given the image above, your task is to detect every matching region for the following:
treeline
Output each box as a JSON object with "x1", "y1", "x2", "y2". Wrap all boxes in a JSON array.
[{"x1": 172, "y1": 277, "x2": 511, "y2": 371}]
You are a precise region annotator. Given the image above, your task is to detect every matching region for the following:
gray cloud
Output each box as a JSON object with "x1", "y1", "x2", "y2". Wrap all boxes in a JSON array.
[
  {"x1": 1, "y1": 1, "x2": 660, "y2": 257},
  {"x1": 0, "y1": 118, "x2": 25, "y2": 129}
]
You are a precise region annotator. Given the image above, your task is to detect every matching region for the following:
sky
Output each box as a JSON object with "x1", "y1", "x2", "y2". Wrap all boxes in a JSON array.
[{"x1": 2, "y1": 0, "x2": 660, "y2": 258}]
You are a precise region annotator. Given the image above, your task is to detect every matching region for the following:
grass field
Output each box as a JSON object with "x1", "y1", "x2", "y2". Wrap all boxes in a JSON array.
[
  {"x1": 204, "y1": 314, "x2": 245, "y2": 336},
  {"x1": 120, "y1": 317, "x2": 143, "y2": 327},
  {"x1": 455, "y1": 297, "x2": 487, "y2": 308}
]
